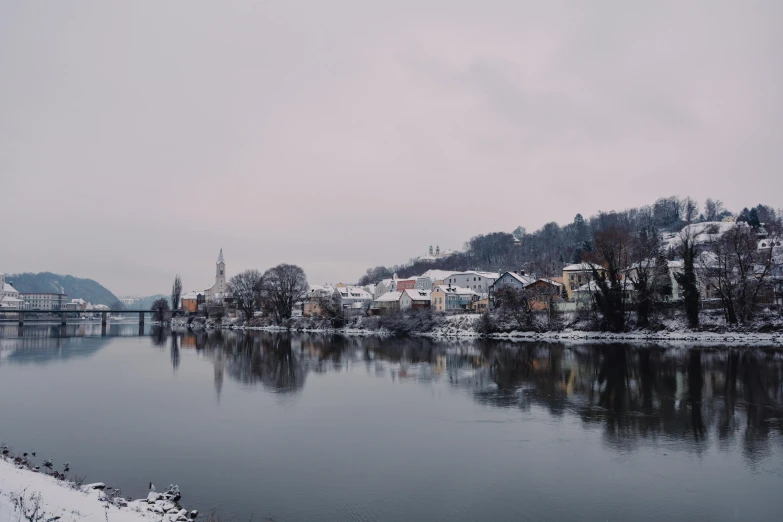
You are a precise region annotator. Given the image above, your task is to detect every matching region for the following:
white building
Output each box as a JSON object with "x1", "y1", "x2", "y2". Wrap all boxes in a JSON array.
[
  {"x1": 417, "y1": 245, "x2": 457, "y2": 263},
  {"x1": 443, "y1": 271, "x2": 499, "y2": 296},
  {"x1": 0, "y1": 275, "x2": 24, "y2": 309},
  {"x1": 334, "y1": 286, "x2": 373, "y2": 310},
  {"x1": 490, "y1": 271, "x2": 536, "y2": 294},
  {"x1": 20, "y1": 292, "x2": 69, "y2": 311},
  {"x1": 431, "y1": 285, "x2": 479, "y2": 312},
  {"x1": 374, "y1": 291, "x2": 403, "y2": 311},
  {"x1": 400, "y1": 289, "x2": 431, "y2": 309},
  {"x1": 204, "y1": 249, "x2": 230, "y2": 304}
]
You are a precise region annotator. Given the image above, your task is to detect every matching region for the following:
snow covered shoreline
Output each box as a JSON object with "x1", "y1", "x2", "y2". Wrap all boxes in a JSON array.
[
  {"x1": 225, "y1": 325, "x2": 783, "y2": 347},
  {"x1": 168, "y1": 315, "x2": 783, "y2": 347},
  {"x1": 0, "y1": 456, "x2": 198, "y2": 522}
]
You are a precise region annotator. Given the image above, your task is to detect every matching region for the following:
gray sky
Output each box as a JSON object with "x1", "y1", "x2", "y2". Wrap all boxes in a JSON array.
[{"x1": 2, "y1": 1, "x2": 782, "y2": 296}]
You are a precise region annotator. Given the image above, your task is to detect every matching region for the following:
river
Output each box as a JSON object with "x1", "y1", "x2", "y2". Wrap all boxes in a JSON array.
[{"x1": 1, "y1": 324, "x2": 782, "y2": 521}]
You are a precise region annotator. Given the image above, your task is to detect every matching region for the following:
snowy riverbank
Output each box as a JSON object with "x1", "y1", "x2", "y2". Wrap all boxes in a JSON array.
[
  {"x1": 0, "y1": 456, "x2": 197, "y2": 522},
  {"x1": 169, "y1": 312, "x2": 783, "y2": 347}
]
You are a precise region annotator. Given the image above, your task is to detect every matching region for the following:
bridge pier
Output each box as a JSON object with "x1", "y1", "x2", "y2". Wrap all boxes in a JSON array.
[
  {"x1": 101, "y1": 311, "x2": 107, "y2": 327},
  {"x1": 61, "y1": 311, "x2": 66, "y2": 326},
  {"x1": 139, "y1": 312, "x2": 145, "y2": 325},
  {"x1": 18, "y1": 311, "x2": 24, "y2": 327}
]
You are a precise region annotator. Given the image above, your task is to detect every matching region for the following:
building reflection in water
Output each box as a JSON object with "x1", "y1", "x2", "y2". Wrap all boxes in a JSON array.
[{"x1": 171, "y1": 328, "x2": 783, "y2": 463}]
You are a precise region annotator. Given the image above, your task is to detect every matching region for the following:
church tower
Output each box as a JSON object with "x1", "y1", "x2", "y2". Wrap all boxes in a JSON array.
[{"x1": 215, "y1": 248, "x2": 226, "y2": 291}]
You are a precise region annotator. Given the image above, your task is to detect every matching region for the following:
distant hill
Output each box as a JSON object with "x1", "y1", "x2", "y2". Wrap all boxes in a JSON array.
[
  {"x1": 132, "y1": 294, "x2": 169, "y2": 310},
  {"x1": 8, "y1": 272, "x2": 121, "y2": 307}
]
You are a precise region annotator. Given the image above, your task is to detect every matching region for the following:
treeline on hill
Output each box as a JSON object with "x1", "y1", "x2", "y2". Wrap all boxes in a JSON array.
[
  {"x1": 358, "y1": 197, "x2": 770, "y2": 284},
  {"x1": 8, "y1": 272, "x2": 122, "y2": 307}
]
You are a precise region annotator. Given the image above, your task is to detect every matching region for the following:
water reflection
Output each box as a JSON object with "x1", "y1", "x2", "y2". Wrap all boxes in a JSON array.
[
  {"x1": 166, "y1": 329, "x2": 783, "y2": 463},
  {"x1": 3, "y1": 323, "x2": 782, "y2": 466},
  {"x1": 0, "y1": 323, "x2": 143, "y2": 365}
]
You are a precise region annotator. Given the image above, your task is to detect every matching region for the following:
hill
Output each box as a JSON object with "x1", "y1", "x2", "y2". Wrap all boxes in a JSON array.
[
  {"x1": 357, "y1": 197, "x2": 776, "y2": 285},
  {"x1": 132, "y1": 294, "x2": 169, "y2": 310},
  {"x1": 7, "y1": 272, "x2": 121, "y2": 307}
]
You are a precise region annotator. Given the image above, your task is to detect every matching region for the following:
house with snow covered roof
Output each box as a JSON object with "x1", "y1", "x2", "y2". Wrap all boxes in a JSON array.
[
  {"x1": 562, "y1": 262, "x2": 605, "y2": 300},
  {"x1": 181, "y1": 291, "x2": 205, "y2": 313},
  {"x1": 0, "y1": 275, "x2": 24, "y2": 309},
  {"x1": 400, "y1": 289, "x2": 431, "y2": 310},
  {"x1": 334, "y1": 286, "x2": 373, "y2": 311},
  {"x1": 431, "y1": 285, "x2": 479, "y2": 312},
  {"x1": 489, "y1": 271, "x2": 536, "y2": 294},
  {"x1": 374, "y1": 291, "x2": 403, "y2": 312},
  {"x1": 443, "y1": 271, "x2": 499, "y2": 297}
]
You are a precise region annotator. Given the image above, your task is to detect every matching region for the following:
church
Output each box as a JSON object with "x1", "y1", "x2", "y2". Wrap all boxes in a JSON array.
[{"x1": 204, "y1": 249, "x2": 229, "y2": 303}]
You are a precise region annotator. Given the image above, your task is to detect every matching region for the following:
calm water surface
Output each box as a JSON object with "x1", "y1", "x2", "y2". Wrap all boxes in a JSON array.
[{"x1": 1, "y1": 324, "x2": 782, "y2": 521}]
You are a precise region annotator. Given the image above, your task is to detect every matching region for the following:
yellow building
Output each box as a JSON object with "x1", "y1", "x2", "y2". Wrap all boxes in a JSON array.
[{"x1": 562, "y1": 262, "x2": 604, "y2": 301}]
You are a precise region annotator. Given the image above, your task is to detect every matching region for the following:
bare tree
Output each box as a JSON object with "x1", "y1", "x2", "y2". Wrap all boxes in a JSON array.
[
  {"x1": 675, "y1": 227, "x2": 700, "y2": 327},
  {"x1": 584, "y1": 225, "x2": 632, "y2": 331},
  {"x1": 700, "y1": 224, "x2": 779, "y2": 323},
  {"x1": 625, "y1": 227, "x2": 669, "y2": 327},
  {"x1": 228, "y1": 269, "x2": 263, "y2": 321},
  {"x1": 151, "y1": 297, "x2": 170, "y2": 322},
  {"x1": 684, "y1": 197, "x2": 699, "y2": 224},
  {"x1": 259, "y1": 264, "x2": 309, "y2": 325},
  {"x1": 171, "y1": 275, "x2": 182, "y2": 311},
  {"x1": 704, "y1": 198, "x2": 725, "y2": 221},
  {"x1": 494, "y1": 286, "x2": 535, "y2": 329}
]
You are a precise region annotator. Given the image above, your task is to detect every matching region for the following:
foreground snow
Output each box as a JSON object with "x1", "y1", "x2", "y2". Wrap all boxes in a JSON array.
[{"x1": 0, "y1": 458, "x2": 196, "y2": 522}]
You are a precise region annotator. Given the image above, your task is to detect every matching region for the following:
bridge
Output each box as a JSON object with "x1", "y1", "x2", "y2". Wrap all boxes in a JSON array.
[{"x1": 0, "y1": 309, "x2": 184, "y2": 326}]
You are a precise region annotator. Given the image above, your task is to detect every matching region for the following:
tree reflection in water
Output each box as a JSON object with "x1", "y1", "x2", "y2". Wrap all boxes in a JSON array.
[{"x1": 170, "y1": 329, "x2": 783, "y2": 461}]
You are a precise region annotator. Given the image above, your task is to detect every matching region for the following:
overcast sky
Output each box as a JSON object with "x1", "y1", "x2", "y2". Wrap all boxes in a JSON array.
[{"x1": 2, "y1": 1, "x2": 782, "y2": 296}]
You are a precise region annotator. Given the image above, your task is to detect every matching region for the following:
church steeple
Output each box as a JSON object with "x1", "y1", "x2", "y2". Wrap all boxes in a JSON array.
[{"x1": 215, "y1": 249, "x2": 226, "y2": 289}]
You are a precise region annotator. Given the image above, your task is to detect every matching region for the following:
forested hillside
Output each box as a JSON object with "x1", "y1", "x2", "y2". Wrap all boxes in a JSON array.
[
  {"x1": 8, "y1": 272, "x2": 121, "y2": 307},
  {"x1": 357, "y1": 197, "x2": 775, "y2": 284}
]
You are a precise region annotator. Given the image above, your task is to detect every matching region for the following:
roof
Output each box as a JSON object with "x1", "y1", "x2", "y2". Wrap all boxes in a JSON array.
[
  {"x1": 182, "y1": 291, "x2": 202, "y2": 300},
  {"x1": 563, "y1": 262, "x2": 603, "y2": 272},
  {"x1": 403, "y1": 289, "x2": 431, "y2": 301},
  {"x1": 448, "y1": 271, "x2": 500, "y2": 279},
  {"x1": 433, "y1": 285, "x2": 478, "y2": 296},
  {"x1": 375, "y1": 291, "x2": 403, "y2": 302},
  {"x1": 307, "y1": 284, "x2": 335, "y2": 294},
  {"x1": 217, "y1": 248, "x2": 225, "y2": 264},
  {"x1": 418, "y1": 269, "x2": 455, "y2": 281},
  {"x1": 2, "y1": 283, "x2": 19, "y2": 294},
  {"x1": 494, "y1": 272, "x2": 536, "y2": 286},
  {"x1": 337, "y1": 286, "x2": 372, "y2": 299},
  {"x1": 534, "y1": 278, "x2": 563, "y2": 288}
]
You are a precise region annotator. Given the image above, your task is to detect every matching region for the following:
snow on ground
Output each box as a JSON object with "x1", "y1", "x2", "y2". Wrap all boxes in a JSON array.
[{"x1": 0, "y1": 458, "x2": 196, "y2": 522}]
